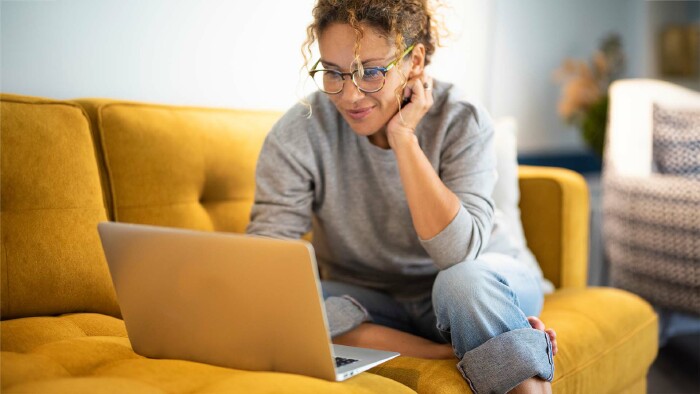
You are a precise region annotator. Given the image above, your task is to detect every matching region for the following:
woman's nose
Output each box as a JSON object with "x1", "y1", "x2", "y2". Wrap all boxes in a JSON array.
[{"x1": 340, "y1": 78, "x2": 365, "y2": 103}]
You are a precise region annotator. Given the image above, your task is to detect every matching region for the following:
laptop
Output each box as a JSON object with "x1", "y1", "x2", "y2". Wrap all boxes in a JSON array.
[{"x1": 97, "y1": 221, "x2": 399, "y2": 381}]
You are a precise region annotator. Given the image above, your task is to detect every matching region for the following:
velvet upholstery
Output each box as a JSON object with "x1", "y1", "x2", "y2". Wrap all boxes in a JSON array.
[
  {"x1": 518, "y1": 166, "x2": 590, "y2": 289},
  {"x1": 0, "y1": 94, "x2": 120, "y2": 320},
  {"x1": 369, "y1": 288, "x2": 657, "y2": 393},
  {"x1": 74, "y1": 98, "x2": 280, "y2": 233}
]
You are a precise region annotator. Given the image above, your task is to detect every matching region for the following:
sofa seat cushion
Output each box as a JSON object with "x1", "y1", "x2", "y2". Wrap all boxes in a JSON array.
[
  {"x1": 1, "y1": 290, "x2": 657, "y2": 394},
  {"x1": 368, "y1": 287, "x2": 657, "y2": 394},
  {"x1": 1, "y1": 313, "x2": 415, "y2": 394}
]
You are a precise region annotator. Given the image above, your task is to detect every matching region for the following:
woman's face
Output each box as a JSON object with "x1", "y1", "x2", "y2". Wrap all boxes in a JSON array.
[{"x1": 317, "y1": 23, "x2": 419, "y2": 137}]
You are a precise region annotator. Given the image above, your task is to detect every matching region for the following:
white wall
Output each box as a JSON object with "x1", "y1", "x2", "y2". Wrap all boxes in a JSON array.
[
  {"x1": 1, "y1": 0, "x2": 492, "y2": 110},
  {"x1": 2, "y1": 0, "x2": 317, "y2": 110},
  {"x1": 427, "y1": 0, "x2": 495, "y2": 107}
]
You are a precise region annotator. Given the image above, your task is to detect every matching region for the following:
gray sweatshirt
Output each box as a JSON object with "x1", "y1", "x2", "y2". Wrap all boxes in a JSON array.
[{"x1": 247, "y1": 80, "x2": 545, "y2": 299}]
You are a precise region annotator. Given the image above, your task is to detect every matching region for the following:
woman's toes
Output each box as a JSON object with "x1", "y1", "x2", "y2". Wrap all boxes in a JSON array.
[
  {"x1": 545, "y1": 329, "x2": 558, "y2": 356},
  {"x1": 527, "y1": 316, "x2": 545, "y2": 331},
  {"x1": 528, "y1": 317, "x2": 558, "y2": 356}
]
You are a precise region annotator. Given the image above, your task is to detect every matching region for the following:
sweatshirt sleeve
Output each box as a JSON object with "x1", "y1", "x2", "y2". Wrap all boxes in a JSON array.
[
  {"x1": 419, "y1": 105, "x2": 497, "y2": 270},
  {"x1": 246, "y1": 126, "x2": 315, "y2": 240}
]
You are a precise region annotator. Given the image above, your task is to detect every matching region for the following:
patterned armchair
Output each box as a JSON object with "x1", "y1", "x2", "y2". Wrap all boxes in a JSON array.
[{"x1": 603, "y1": 80, "x2": 700, "y2": 329}]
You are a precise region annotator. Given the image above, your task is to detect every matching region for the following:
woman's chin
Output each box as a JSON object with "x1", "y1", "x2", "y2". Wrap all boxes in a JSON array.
[
  {"x1": 350, "y1": 125, "x2": 379, "y2": 137},
  {"x1": 343, "y1": 117, "x2": 380, "y2": 137}
]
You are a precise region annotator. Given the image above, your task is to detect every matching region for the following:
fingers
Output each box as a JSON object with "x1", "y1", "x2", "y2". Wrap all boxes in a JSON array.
[
  {"x1": 398, "y1": 76, "x2": 433, "y2": 123},
  {"x1": 413, "y1": 75, "x2": 434, "y2": 104},
  {"x1": 403, "y1": 76, "x2": 433, "y2": 104},
  {"x1": 423, "y1": 76, "x2": 434, "y2": 93},
  {"x1": 403, "y1": 85, "x2": 412, "y2": 101}
]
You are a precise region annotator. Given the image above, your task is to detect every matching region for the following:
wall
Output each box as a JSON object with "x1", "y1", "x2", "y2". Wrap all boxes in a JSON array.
[
  {"x1": 3, "y1": 0, "x2": 696, "y2": 154},
  {"x1": 1, "y1": 0, "x2": 493, "y2": 110},
  {"x1": 489, "y1": 0, "x2": 699, "y2": 154},
  {"x1": 644, "y1": 0, "x2": 700, "y2": 92},
  {"x1": 489, "y1": 0, "x2": 642, "y2": 154},
  {"x1": 2, "y1": 0, "x2": 316, "y2": 110}
]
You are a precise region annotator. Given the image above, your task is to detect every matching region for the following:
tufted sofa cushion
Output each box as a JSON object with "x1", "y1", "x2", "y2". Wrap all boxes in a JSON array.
[
  {"x1": 74, "y1": 99, "x2": 282, "y2": 232},
  {"x1": 0, "y1": 313, "x2": 414, "y2": 394},
  {"x1": 0, "y1": 94, "x2": 120, "y2": 320}
]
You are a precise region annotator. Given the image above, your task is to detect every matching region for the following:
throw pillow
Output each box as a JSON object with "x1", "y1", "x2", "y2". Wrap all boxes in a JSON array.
[
  {"x1": 653, "y1": 104, "x2": 700, "y2": 179},
  {"x1": 493, "y1": 117, "x2": 555, "y2": 293}
]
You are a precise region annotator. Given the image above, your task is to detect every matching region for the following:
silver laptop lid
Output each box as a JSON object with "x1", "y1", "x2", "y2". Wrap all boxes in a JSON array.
[{"x1": 97, "y1": 221, "x2": 337, "y2": 381}]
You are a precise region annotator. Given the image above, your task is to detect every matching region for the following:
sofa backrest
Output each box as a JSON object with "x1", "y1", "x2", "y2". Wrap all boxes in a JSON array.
[
  {"x1": 73, "y1": 99, "x2": 282, "y2": 233},
  {"x1": 0, "y1": 94, "x2": 121, "y2": 320}
]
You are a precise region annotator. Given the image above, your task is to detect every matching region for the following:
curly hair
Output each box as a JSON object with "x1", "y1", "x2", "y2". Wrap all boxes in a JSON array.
[{"x1": 301, "y1": 0, "x2": 446, "y2": 110}]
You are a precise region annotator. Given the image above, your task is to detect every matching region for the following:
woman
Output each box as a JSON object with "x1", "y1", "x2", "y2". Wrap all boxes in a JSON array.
[{"x1": 247, "y1": 1, "x2": 557, "y2": 392}]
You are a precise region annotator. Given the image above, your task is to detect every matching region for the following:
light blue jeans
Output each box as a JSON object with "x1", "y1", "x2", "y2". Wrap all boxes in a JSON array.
[{"x1": 322, "y1": 253, "x2": 554, "y2": 394}]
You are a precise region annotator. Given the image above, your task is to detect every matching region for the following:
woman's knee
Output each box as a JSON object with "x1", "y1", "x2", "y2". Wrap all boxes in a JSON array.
[
  {"x1": 432, "y1": 260, "x2": 520, "y2": 315},
  {"x1": 434, "y1": 261, "x2": 507, "y2": 297}
]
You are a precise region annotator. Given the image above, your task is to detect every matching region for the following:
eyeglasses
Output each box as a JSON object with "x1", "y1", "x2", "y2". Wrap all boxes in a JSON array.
[{"x1": 309, "y1": 44, "x2": 415, "y2": 94}]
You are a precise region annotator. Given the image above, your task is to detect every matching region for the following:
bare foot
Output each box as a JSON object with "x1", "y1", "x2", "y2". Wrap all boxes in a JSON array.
[
  {"x1": 333, "y1": 323, "x2": 456, "y2": 359},
  {"x1": 508, "y1": 377, "x2": 553, "y2": 394},
  {"x1": 527, "y1": 316, "x2": 558, "y2": 356}
]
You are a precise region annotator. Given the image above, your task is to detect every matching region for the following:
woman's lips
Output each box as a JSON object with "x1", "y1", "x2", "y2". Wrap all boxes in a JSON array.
[{"x1": 347, "y1": 106, "x2": 374, "y2": 120}]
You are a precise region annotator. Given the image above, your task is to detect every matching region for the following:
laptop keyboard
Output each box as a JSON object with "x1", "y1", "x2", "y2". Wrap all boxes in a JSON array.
[{"x1": 335, "y1": 357, "x2": 359, "y2": 367}]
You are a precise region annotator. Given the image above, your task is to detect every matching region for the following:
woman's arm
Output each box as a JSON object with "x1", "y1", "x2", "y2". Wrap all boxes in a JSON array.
[
  {"x1": 387, "y1": 77, "x2": 496, "y2": 269},
  {"x1": 392, "y1": 134, "x2": 462, "y2": 240},
  {"x1": 389, "y1": 77, "x2": 461, "y2": 241},
  {"x1": 246, "y1": 128, "x2": 315, "y2": 239}
]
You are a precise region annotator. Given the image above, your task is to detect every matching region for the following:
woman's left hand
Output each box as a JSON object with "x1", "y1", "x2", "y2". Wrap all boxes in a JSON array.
[{"x1": 386, "y1": 75, "x2": 434, "y2": 149}]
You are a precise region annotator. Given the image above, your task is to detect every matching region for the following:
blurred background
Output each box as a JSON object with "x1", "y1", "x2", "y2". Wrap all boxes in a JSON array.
[{"x1": 2, "y1": 1, "x2": 699, "y2": 392}]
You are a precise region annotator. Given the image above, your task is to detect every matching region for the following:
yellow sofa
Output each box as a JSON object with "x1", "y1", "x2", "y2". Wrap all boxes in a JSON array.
[{"x1": 1, "y1": 93, "x2": 658, "y2": 393}]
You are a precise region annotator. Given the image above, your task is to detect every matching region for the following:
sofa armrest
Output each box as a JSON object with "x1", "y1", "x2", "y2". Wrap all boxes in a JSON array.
[{"x1": 518, "y1": 166, "x2": 589, "y2": 289}]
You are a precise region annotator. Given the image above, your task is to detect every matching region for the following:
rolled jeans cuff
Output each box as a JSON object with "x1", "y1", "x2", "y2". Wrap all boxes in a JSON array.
[
  {"x1": 325, "y1": 295, "x2": 372, "y2": 338},
  {"x1": 457, "y1": 328, "x2": 554, "y2": 394}
]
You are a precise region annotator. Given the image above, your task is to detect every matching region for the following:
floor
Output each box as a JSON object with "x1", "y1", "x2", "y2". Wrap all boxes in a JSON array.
[{"x1": 647, "y1": 334, "x2": 700, "y2": 394}]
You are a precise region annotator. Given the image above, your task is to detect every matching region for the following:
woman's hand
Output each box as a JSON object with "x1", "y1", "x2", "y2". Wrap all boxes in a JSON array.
[{"x1": 386, "y1": 75, "x2": 434, "y2": 150}]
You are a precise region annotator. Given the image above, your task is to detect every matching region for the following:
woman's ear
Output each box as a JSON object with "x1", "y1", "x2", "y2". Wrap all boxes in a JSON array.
[{"x1": 408, "y1": 43, "x2": 426, "y2": 78}]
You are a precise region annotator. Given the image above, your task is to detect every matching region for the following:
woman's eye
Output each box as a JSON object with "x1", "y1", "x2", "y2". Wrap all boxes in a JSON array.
[
  {"x1": 363, "y1": 69, "x2": 383, "y2": 80},
  {"x1": 324, "y1": 71, "x2": 343, "y2": 81}
]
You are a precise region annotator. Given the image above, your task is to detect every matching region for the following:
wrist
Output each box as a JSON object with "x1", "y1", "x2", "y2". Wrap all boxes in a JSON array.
[{"x1": 389, "y1": 129, "x2": 418, "y2": 152}]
